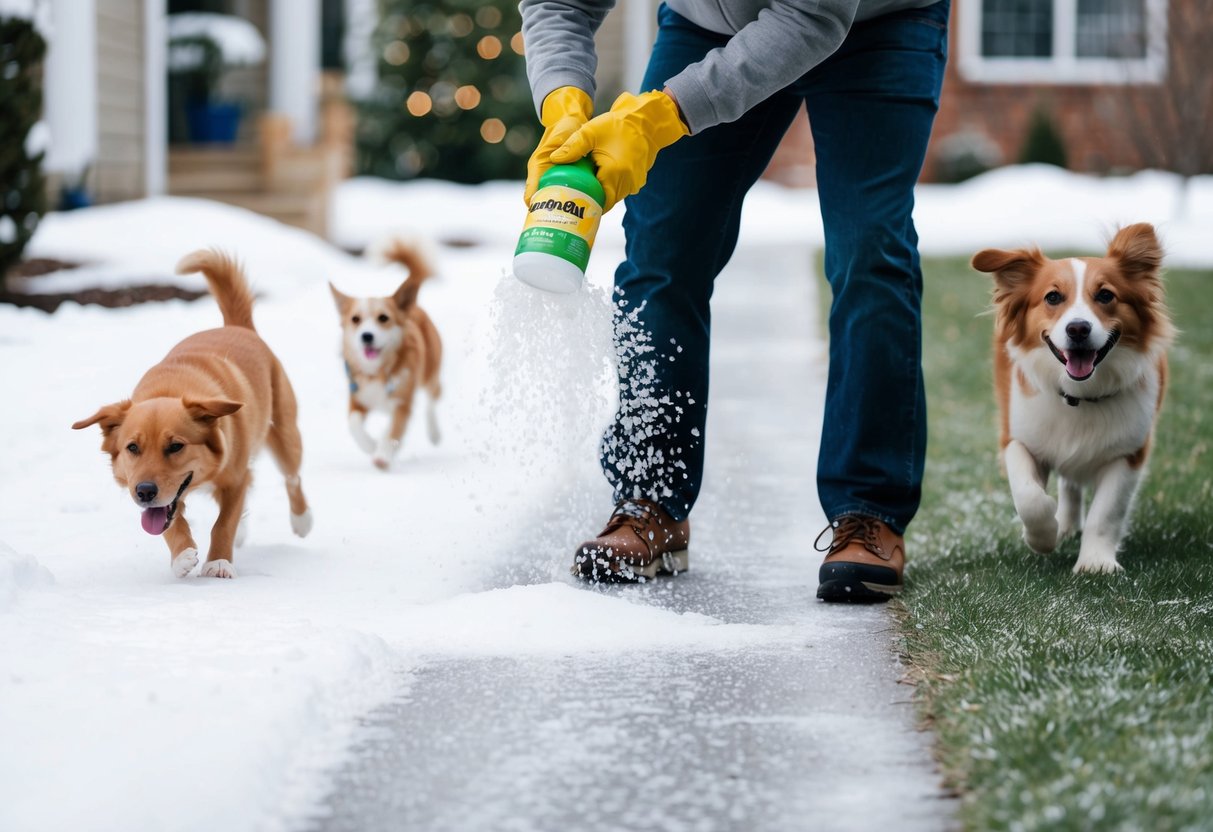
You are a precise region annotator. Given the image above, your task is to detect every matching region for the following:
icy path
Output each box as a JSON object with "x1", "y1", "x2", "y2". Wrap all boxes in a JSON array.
[
  {"x1": 0, "y1": 220, "x2": 950, "y2": 830},
  {"x1": 310, "y1": 246, "x2": 952, "y2": 832}
]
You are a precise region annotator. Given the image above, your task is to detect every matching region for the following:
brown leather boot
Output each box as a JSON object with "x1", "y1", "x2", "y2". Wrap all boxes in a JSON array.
[
  {"x1": 815, "y1": 515, "x2": 905, "y2": 603},
  {"x1": 572, "y1": 499, "x2": 690, "y2": 583}
]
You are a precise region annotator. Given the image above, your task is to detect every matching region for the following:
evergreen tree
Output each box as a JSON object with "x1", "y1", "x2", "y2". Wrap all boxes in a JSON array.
[
  {"x1": 0, "y1": 17, "x2": 47, "y2": 290},
  {"x1": 355, "y1": 0, "x2": 536, "y2": 183},
  {"x1": 1018, "y1": 106, "x2": 1068, "y2": 169}
]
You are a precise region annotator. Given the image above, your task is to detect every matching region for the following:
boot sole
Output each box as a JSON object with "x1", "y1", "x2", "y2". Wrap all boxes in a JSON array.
[
  {"x1": 817, "y1": 562, "x2": 901, "y2": 604},
  {"x1": 572, "y1": 549, "x2": 689, "y2": 583}
]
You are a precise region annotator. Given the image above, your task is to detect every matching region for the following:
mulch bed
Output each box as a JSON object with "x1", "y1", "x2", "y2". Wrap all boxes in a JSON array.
[{"x1": 2, "y1": 259, "x2": 206, "y2": 313}]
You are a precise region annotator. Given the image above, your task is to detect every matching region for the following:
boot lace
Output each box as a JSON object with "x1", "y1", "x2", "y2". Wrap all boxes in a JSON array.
[
  {"x1": 814, "y1": 515, "x2": 888, "y2": 559},
  {"x1": 605, "y1": 499, "x2": 658, "y2": 535}
]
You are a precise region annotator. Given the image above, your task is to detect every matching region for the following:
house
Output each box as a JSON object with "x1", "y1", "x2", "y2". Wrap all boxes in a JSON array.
[
  {"x1": 927, "y1": 0, "x2": 1193, "y2": 179},
  {"x1": 32, "y1": 0, "x2": 350, "y2": 236}
]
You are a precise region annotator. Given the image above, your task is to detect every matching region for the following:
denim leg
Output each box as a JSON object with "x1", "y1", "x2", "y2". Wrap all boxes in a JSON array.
[
  {"x1": 799, "y1": 2, "x2": 949, "y2": 534},
  {"x1": 601, "y1": 5, "x2": 802, "y2": 521}
]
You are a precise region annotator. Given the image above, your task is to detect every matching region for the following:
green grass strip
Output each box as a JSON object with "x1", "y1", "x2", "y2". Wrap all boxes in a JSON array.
[{"x1": 900, "y1": 257, "x2": 1213, "y2": 832}]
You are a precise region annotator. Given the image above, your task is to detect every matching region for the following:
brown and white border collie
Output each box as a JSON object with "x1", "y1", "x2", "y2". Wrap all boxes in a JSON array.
[
  {"x1": 971, "y1": 223, "x2": 1174, "y2": 574},
  {"x1": 72, "y1": 250, "x2": 312, "y2": 579},
  {"x1": 330, "y1": 239, "x2": 443, "y2": 470}
]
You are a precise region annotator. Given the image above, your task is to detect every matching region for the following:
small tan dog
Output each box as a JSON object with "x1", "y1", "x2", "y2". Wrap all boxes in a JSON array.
[
  {"x1": 72, "y1": 250, "x2": 312, "y2": 578},
  {"x1": 330, "y1": 240, "x2": 443, "y2": 469},
  {"x1": 972, "y1": 224, "x2": 1173, "y2": 574}
]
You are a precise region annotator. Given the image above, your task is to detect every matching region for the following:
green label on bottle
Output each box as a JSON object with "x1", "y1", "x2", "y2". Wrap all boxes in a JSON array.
[{"x1": 514, "y1": 226, "x2": 592, "y2": 271}]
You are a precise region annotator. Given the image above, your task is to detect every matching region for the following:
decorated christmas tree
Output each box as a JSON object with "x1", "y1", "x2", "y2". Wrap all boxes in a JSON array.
[
  {"x1": 355, "y1": 0, "x2": 536, "y2": 183},
  {"x1": 0, "y1": 16, "x2": 48, "y2": 290}
]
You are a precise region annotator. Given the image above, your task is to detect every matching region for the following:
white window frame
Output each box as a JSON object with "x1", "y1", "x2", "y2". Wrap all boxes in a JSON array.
[{"x1": 958, "y1": 0, "x2": 1169, "y2": 84}]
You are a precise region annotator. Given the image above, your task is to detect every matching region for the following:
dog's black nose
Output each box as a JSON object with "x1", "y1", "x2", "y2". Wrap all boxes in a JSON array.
[
  {"x1": 1066, "y1": 320, "x2": 1092, "y2": 342},
  {"x1": 360, "y1": 332, "x2": 374, "y2": 344},
  {"x1": 135, "y1": 482, "x2": 158, "y2": 503}
]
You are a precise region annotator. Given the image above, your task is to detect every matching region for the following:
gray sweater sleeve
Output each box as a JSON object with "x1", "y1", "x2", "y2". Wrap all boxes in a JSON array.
[
  {"x1": 519, "y1": 0, "x2": 616, "y2": 116},
  {"x1": 665, "y1": 1, "x2": 861, "y2": 133},
  {"x1": 519, "y1": 1, "x2": 860, "y2": 134}
]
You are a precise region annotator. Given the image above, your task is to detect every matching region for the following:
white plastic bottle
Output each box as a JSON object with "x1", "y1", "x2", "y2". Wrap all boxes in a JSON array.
[{"x1": 513, "y1": 158, "x2": 605, "y2": 293}]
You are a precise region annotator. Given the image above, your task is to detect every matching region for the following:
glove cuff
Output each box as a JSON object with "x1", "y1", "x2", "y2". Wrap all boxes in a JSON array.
[
  {"x1": 617, "y1": 90, "x2": 690, "y2": 149},
  {"x1": 541, "y1": 86, "x2": 594, "y2": 128}
]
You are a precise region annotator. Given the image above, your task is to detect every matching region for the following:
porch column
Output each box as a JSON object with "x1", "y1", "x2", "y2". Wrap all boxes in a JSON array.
[
  {"x1": 44, "y1": 0, "x2": 98, "y2": 180},
  {"x1": 269, "y1": 0, "x2": 321, "y2": 145},
  {"x1": 143, "y1": 0, "x2": 167, "y2": 195}
]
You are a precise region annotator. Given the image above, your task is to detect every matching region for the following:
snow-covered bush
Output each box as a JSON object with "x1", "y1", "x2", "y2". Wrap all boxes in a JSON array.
[
  {"x1": 0, "y1": 15, "x2": 47, "y2": 288},
  {"x1": 933, "y1": 128, "x2": 1004, "y2": 184},
  {"x1": 167, "y1": 12, "x2": 265, "y2": 105}
]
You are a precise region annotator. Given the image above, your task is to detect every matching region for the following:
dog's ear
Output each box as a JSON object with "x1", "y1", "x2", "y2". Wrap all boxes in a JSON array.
[
  {"x1": 183, "y1": 398, "x2": 243, "y2": 424},
  {"x1": 393, "y1": 278, "x2": 420, "y2": 311},
  {"x1": 72, "y1": 400, "x2": 131, "y2": 433},
  {"x1": 330, "y1": 283, "x2": 353, "y2": 313},
  {"x1": 971, "y1": 248, "x2": 1045, "y2": 288},
  {"x1": 1107, "y1": 223, "x2": 1162, "y2": 278}
]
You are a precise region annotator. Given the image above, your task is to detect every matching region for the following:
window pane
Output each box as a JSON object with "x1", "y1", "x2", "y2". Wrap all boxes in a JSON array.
[
  {"x1": 1076, "y1": 0, "x2": 1147, "y2": 58},
  {"x1": 982, "y1": 0, "x2": 1055, "y2": 57}
]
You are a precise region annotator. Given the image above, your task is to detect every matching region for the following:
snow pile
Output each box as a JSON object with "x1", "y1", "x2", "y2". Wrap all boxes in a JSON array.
[
  {"x1": 19, "y1": 196, "x2": 354, "y2": 294},
  {"x1": 914, "y1": 166, "x2": 1213, "y2": 268},
  {"x1": 335, "y1": 166, "x2": 1213, "y2": 269}
]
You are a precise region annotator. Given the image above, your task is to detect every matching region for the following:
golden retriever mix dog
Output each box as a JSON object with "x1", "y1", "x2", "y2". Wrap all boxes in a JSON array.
[
  {"x1": 330, "y1": 239, "x2": 443, "y2": 470},
  {"x1": 972, "y1": 224, "x2": 1174, "y2": 574},
  {"x1": 72, "y1": 250, "x2": 312, "y2": 579}
]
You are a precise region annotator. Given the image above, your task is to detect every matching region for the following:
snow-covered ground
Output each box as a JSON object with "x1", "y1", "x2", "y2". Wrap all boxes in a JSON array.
[{"x1": 1, "y1": 166, "x2": 1209, "y2": 831}]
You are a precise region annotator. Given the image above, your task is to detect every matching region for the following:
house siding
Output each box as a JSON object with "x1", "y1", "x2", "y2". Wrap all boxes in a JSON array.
[
  {"x1": 925, "y1": 6, "x2": 1155, "y2": 179},
  {"x1": 95, "y1": 0, "x2": 146, "y2": 201}
]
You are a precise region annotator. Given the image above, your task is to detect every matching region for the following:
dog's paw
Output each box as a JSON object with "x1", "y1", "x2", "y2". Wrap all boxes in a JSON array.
[
  {"x1": 201, "y1": 559, "x2": 237, "y2": 579},
  {"x1": 1018, "y1": 494, "x2": 1059, "y2": 553},
  {"x1": 1021, "y1": 517, "x2": 1059, "y2": 553},
  {"x1": 291, "y1": 508, "x2": 313, "y2": 538},
  {"x1": 372, "y1": 437, "x2": 400, "y2": 470},
  {"x1": 1073, "y1": 556, "x2": 1124, "y2": 575},
  {"x1": 171, "y1": 548, "x2": 199, "y2": 578}
]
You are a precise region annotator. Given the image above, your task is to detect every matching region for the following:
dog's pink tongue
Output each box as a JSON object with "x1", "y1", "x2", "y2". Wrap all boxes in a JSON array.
[
  {"x1": 364, "y1": 346, "x2": 380, "y2": 359},
  {"x1": 1065, "y1": 350, "x2": 1096, "y2": 379},
  {"x1": 141, "y1": 506, "x2": 169, "y2": 536}
]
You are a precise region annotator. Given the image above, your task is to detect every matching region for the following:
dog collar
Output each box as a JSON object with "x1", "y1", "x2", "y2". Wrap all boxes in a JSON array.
[
  {"x1": 1059, "y1": 389, "x2": 1118, "y2": 407},
  {"x1": 344, "y1": 360, "x2": 400, "y2": 395}
]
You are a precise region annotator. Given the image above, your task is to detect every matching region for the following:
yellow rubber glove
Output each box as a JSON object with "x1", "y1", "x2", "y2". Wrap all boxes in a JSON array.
[
  {"x1": 549, "y1": 90, "x2": 689, "y2": 212},
  {"x1": 525, "y1": 86, "x2": 595, "y2": 206}
]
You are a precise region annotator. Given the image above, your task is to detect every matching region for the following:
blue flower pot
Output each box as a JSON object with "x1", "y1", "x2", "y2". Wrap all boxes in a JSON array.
[{"x1": 185, "y1": 102, "x2": 242, "y2": 144}]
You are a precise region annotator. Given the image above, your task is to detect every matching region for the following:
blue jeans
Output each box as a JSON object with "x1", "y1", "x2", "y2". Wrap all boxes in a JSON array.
[{"x1": 601, "y1": 1, "x2": 949, "y2": 534}]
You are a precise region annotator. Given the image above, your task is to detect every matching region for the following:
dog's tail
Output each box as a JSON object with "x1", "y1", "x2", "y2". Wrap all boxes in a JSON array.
[
  {"x1": 176, "y1": 249, "x2": 256, "y2": 330},
  {"x1": 378, "y1": 236, "x2": 434, "y2": 310}
]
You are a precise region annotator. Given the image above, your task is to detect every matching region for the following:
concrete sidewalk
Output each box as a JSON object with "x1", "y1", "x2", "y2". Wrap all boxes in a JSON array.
[{"x1": 310, "y1": 245, "x2": 954, "y2": 832}]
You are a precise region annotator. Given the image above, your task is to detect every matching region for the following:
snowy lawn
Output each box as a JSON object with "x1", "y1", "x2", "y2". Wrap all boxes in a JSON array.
[
  {"x1": 0, "y1": 197, "x2": 786, "y2": 831},
  {"x1": 900, "y1": 257, "x2": 1213, "y2": 831}
]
